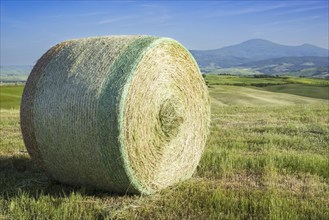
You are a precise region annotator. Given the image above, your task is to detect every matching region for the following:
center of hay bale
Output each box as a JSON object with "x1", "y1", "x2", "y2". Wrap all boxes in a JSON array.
[
  {"x1": 122, "y1": 39, "x2": 210, "y2": 193},
  {"x1": 159, "y1": 99, "x2": 184, "y2": 140}
]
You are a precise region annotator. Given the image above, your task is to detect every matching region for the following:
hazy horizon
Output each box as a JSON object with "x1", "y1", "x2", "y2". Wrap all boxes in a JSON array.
[{"x1": 1, "y1": 1, "x2": 328, "y2": 65}]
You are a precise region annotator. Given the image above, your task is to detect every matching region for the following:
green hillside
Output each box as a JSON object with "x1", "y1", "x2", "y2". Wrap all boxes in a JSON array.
[
  {"x1": 204, "y1": 75, "x2": 329, "y2": 101},
  {"x1": 209, "y1": 85, "x2": 327, "y2": 107},
  {"x1": 240, "y1": 56, "x2": 328, "y2": 77},
  {"x1": 205, "y1": 75, "x2": 288, "y2": 86},
  {"x1": 255, "y1": 84, "x2": 329, "y2": 100},
  {"x1": 0, "y1": 86, "x2": 24, "y2": 109},
  {"x1": 204, "y1": 75, "x2": 329, "y2": 87}
]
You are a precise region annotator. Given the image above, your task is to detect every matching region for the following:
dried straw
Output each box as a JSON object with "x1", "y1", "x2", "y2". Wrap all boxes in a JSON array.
[{"x1": 20, "y1": 36, "x2": 210, "y2": 194}]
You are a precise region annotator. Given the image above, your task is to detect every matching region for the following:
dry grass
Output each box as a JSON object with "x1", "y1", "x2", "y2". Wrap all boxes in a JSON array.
[{"x1": 1, "y1": 73, "x2": 328, "y2": 219}]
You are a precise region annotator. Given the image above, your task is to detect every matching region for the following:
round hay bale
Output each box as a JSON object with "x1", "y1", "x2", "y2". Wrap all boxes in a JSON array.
[{"x1": 20, "y1": 36, "x2": 210, "y2": 194}]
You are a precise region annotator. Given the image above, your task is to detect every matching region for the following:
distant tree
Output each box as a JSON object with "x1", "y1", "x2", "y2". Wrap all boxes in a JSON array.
[{"x1": 201, "y1": 74, "x2": 209, "y2": 87}]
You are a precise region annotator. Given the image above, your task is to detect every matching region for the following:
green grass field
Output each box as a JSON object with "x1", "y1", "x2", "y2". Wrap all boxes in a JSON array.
[
  {"x1": 254, "y1": 84, "x2": 329, "y2": 100},
  {"x1": 1, "y1": 76, "x2": 328, "y2": 219},
  {"x1": 201, "y1": 67, "x2": 262, "y2": 76},
  {"x1": 0, "y1": 86, "x2": 24, "y2": 109},
  {"x1": 205, "y1": 75, "x2": 329, "y2": 87}
]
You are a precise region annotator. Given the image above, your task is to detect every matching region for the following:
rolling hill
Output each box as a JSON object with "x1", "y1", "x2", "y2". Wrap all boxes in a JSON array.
[
  {"x1": 0, "y1": 65, "x2": 32, "y2": 83},
  {"x1": 239, "y1": 56, "x2": 329, "y2": 78},
  {"x1": 191, "y1": 39, "x2": 329, "y2": 68},
  {"x1": 0, "y1": 65, "x2": 32, "y2": 75}
]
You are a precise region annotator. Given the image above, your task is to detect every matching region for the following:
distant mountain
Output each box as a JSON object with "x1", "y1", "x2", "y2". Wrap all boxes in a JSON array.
[
  {"x1": 0, "y1": 65, "x2": 32, "y2": 82},
  {"x1": 0, "y1": 65, "x2": 33, "y2": 75},
  {"x1": 191, "y1": 39, "x2": 329, "y2": 68}
]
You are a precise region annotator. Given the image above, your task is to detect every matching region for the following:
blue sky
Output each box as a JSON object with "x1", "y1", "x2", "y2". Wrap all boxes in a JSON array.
[{"x1": 1, "y1": 1, "x2": 328, "y2": 65}]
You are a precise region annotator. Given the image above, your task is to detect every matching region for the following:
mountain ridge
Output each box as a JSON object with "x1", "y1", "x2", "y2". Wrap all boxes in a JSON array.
[
  {"x1": 191, "y1": 39, "x2": 328, "y2": 54},
  {"x1": 190, "y1": 39, "x2": 329, "y2": 68}
]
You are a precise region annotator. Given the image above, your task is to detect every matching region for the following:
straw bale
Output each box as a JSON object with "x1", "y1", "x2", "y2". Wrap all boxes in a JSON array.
[{"x1": 20, "y1": 36, "x2": 210, "y2": 194}]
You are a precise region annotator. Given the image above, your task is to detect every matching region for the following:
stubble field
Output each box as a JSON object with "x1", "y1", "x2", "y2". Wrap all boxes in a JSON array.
[{"x1": 0, "y1": 75, "x2": 328, "y2": 219}]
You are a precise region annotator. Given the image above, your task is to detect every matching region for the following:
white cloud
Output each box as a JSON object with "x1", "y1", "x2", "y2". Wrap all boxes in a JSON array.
[
  {"x1": 45, "y1": 12, "x2": 108, "y2": 19},
  {"x1": 262, "y1": 15, "x2": 322, "y2": 27},
  {"x1": 204, "y1": 3, "x2": 288, "y2": 17},
  {"x1": 274, "y1": 5, "x2": 329, "y2": 15},
  {"x1": 96, "y1": 16, "x2": 136, "y2": 25}
]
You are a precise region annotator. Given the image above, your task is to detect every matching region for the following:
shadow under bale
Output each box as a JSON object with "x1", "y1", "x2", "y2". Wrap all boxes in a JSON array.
[{"x1": 0, "y1": 154, "x2": 134, "y2": 200}]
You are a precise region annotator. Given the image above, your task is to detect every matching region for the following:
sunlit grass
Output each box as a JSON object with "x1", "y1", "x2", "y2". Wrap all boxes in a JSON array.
[
  {"x1": 1, "y1": 79, "x2": 328, "y2": 219},
  {"x1": 0, "y1": 85, "x2": 24, "y2": 109}
]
